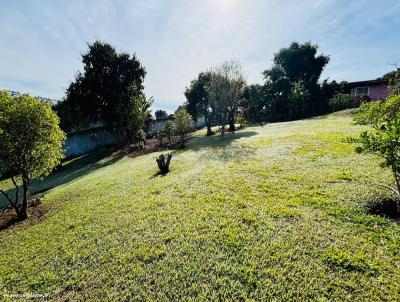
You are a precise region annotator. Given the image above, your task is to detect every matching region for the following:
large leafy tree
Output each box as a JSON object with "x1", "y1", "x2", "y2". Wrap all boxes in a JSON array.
[
  {"x1": 263, "y1": 42, "x2": 330, "y2": 120},
  {"x1": 65, "y1": 41, "x2": 151, "y2": 141},
  {"x1": 0, "y1": 91, "x2": 65, "y2": 220},
  {"x1": 184, "y1": 72, "x2": 214, "y2": 135}
]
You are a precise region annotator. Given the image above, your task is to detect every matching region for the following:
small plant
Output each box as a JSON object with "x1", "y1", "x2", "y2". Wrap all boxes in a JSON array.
[
  {"x1": 156, "y1": 154, "x2": 172, "y2": 174},
  {"x1": 174, "y1": 108, "x2": 193, "y2": 148},
  {"x1": 236, "y1": 111, "x2": 246, "y2": 129},
  {"x1": 163, "y1": 120, "x2": 175, "y2": 144},
  {"x1": 350, "y1": 95, "x2": 400, "y2": 212},
  {"x1": 157, "y1": 131, "x2": 165, "y2": 147}
]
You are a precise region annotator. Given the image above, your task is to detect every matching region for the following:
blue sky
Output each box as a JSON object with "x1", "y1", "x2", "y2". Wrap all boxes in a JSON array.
[{"x1": 1, "y1": 0, "x2": 400, "y2": 112}]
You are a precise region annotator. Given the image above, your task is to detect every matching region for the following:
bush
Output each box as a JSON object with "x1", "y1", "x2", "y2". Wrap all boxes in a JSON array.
[
  {"x1": 329, "y1": 93, "x2": 358, "y2": 112},
  {"x1": 354, "y1": 94, "x2": 371, "y2": 105},
  {"x1": 163, "y1": 120, "x2": 175, "y2": 144},
  {"x1": 351, "y1": 95, "x2": 400, "y2": 213}
]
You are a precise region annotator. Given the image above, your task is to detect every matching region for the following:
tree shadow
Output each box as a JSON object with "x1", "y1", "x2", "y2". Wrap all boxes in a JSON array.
[
  {"x1": 187, "y1": 131, "x2": 258, "y2": 150},
  {"x1": 0, "y1": 147, "x2": 123, "y2": 211},
  {"x1": 367, "y1": 197, "x2": 400, "y2": 221},
  {"x1": 149, "y1": 170, "x2": 169, "y2": 179},
  {"x1": 185, "y1": 130, "x2": 259, "y2": 162}
]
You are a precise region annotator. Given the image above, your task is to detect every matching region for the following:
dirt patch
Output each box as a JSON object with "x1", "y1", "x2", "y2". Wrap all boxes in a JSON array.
[
  {"x1": 114, "y1": 137, "x2": 190, "y2": 158},
  {"x1": 0, "y1": 199, "x2": 48, "y2": 231}
]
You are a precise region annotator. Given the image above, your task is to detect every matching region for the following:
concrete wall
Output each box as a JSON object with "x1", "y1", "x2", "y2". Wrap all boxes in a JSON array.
[
  {"x1": 148, "y1": 116, "x2": 206, "y2": 135},
  {"x1": 64, "y1": 127, "x2": 119, "y2": 158},
  {"x1": 351, "y1": 84, "x2": 388, "y2": 100},
  {"x1": 64, "y1": 116, "x2": 207, "y2": 158}
]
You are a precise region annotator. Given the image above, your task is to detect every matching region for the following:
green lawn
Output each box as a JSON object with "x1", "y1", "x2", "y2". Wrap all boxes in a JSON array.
[{"x1": 0, "y1": 110, "x2": 399, "y2": 301}]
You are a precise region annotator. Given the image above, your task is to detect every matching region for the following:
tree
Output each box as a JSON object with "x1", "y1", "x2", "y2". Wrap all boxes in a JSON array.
[
  {"x1": 380, "y1": 66, "x2": 400, "y2": 96},
  {"x1": 0, "y1": 91, "x2": 65, "y2": 220},
  {"x1": 174, "y1": 107, "x2": 192, "y2": 147},
  {"x1": 64, "y1": 41, "x2": 151, "y2": 140},
  {"x1": 163, "y1": 120, "x2": 175, "y2": 144},
  {"x1": 185, "y1": 72, "x2": 214, "y2": 136},
  {"x1": 263, "y1": 42, "x2": 330, "y2": 120},
  {"x1": 241, "y1": 84, "x2": 267, "y2": 123},
  {"x1": 351, "y1": 95, "x2": 400, "y2": 211},
  {"x1": 207, "y1": 60, "x2": 246, "y2": 135},
  {"x1": 155, "y1": 110, "x2": 168, "y2": 120}
]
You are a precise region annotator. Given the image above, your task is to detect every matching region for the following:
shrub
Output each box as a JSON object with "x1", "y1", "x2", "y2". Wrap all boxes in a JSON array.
[
  {"x1": 351, "y1": 95, "x2": 400, "y2": 212},
  {"x1": 163, "y1": 120, "x2": 175, "y2": 144},
  {"x1": 174, "y1": 108, "x2": 192, "y2": 147},
  {"x1": 354, "y1": 94, "x2": 371, "y2": 105},
  {"x1": 329, "y1": 93, "x2": 358, "y2": 112}
]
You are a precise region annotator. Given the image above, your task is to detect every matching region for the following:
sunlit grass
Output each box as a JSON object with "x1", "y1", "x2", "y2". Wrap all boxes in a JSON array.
[{"x1": 0, "y1": 110, "x2": 399, "y2": 301}]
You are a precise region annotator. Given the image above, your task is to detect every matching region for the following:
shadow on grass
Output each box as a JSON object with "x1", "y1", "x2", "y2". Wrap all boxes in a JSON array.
[
  {"x1": 0, "y1": 147, "x2": 123, "y2": 212},
  {"x1": 367, "y1": 197, "x2": 400, "y2": 221},
  {"x1": 150, "y1": 171, "x2": 169, "y2": 179},
  {"x1": 185, "y1": 130, "x2": 258, "y2": 161}
]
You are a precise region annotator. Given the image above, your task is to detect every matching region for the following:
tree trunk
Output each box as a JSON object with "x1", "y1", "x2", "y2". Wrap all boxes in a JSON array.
[
  {"x1": 17, "y1": 179, "x2": 29, "y2": 220},
  {"x1": 229, "y1": 119, "x2": 235, "y2": 132},
  {"x1": 206, "y1": 124, "x2": 213, "y2": 136},
  {"x1": 156, "y1": 154, "x2": 172, "y2": 174}
]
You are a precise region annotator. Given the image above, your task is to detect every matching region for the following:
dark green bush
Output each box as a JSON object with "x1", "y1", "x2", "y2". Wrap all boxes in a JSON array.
[{"x1": 329, "y1": 93, "x2": 358, "y2": 112}]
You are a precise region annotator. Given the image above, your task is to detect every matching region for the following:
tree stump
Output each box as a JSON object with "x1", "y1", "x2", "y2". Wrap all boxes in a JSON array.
[{"x1": 156, "y1": 154, "x2": 172, "y2": 174}]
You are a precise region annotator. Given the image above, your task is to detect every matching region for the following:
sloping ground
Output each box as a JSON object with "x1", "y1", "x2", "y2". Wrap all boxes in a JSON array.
[{"x1": 0, "y1": 110, "x2": 399, "y2": 301}]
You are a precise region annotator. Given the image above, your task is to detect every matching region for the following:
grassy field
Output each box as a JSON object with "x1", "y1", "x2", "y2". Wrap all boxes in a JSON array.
[{"x1": 0, "y1": 110, "x2": 399, "y2": 301}]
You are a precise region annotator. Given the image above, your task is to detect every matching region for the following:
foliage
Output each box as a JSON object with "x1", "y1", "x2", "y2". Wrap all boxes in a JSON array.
[
  {"x1": 0, "y1": 91, "x2": 65, "y2": 219},
  {"x1": 329, "y1": 93, "x2": 358, "y2": 112},
  {"x1": 64, "y1": 41, "x2": 151, "y2": 140},
  {"x1": 173, "y1": 107, "x2": 192, "y2": 147},
  {"x1": 352, "y1": 95, "x2": 400, "y2": 207},
  {"x1": 185, "y1": 72, "x2": 214, "y2": 135},
  {"x1": 263, "y1": 42, "x2": 330, "y2": 121},
  {"x1": 155, "y1": 110, "x2": 168, "y2": 120},
  {"x1": 1, "y1": 110, "x2": 399, "y2": 300},
  {"x1": 207, "y1": 60, "x2": 246, "y2": 135},
  {"x1": 163, "y1": 120, "x2": 175, "y2": 144},
  {"x1": 236, "y1": 111, "x2": 246, "y2": 129},
  {"x1": 379, "y1": 67, "x2": 400, "y2": 96},
  {"x1": 320, "y1": 80, "x2": 349, "y2": 113},
  {"x1": 241, "y1": 84, "x2": 267, "y2": 123}
]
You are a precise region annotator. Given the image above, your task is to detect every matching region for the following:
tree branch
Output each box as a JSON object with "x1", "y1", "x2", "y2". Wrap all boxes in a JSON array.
[{"x1": 375, "y1": 183, "x2": 400, "y2": 196}]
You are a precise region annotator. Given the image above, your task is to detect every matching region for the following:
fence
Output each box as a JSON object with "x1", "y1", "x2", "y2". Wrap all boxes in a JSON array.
[{"x1": 64, "y1": 127, "x2": 119, "y2": 158}]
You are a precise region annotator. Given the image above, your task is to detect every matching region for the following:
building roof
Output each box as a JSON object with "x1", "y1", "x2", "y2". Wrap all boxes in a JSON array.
[{"x1": 348, "y1": 79, "x2": 388, "y2": 87}]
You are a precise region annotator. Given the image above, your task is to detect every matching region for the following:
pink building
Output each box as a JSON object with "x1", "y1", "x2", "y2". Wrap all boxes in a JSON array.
[{"x1": 349, "y1": 79, "x2": 389, "y2": 100}]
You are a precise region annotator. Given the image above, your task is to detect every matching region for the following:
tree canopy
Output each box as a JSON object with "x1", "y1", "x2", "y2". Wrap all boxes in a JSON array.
[
  {"x1": 184, "y1": 72, "x2": 214, "y2": 135},
  {"x1": 155, "y1": 110, "x2": 168, "y2": 120},
  {"x1": 63, "y1": 41, "x2": 151, "y2": 141},
  {"x1": 0, "y1": 91, "x2": 65, "y2": 219},
  {"x1": 263, "y1": 42, "x2": 330, "y2": 120},
  {"x1": 207, "y1": 60, "x2": 246, "y2": 135}
]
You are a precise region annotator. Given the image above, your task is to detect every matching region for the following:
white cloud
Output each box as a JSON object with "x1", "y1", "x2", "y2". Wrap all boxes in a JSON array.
[{"x1": 0, "y1": 0, "x2": 399, "y2": 110}]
